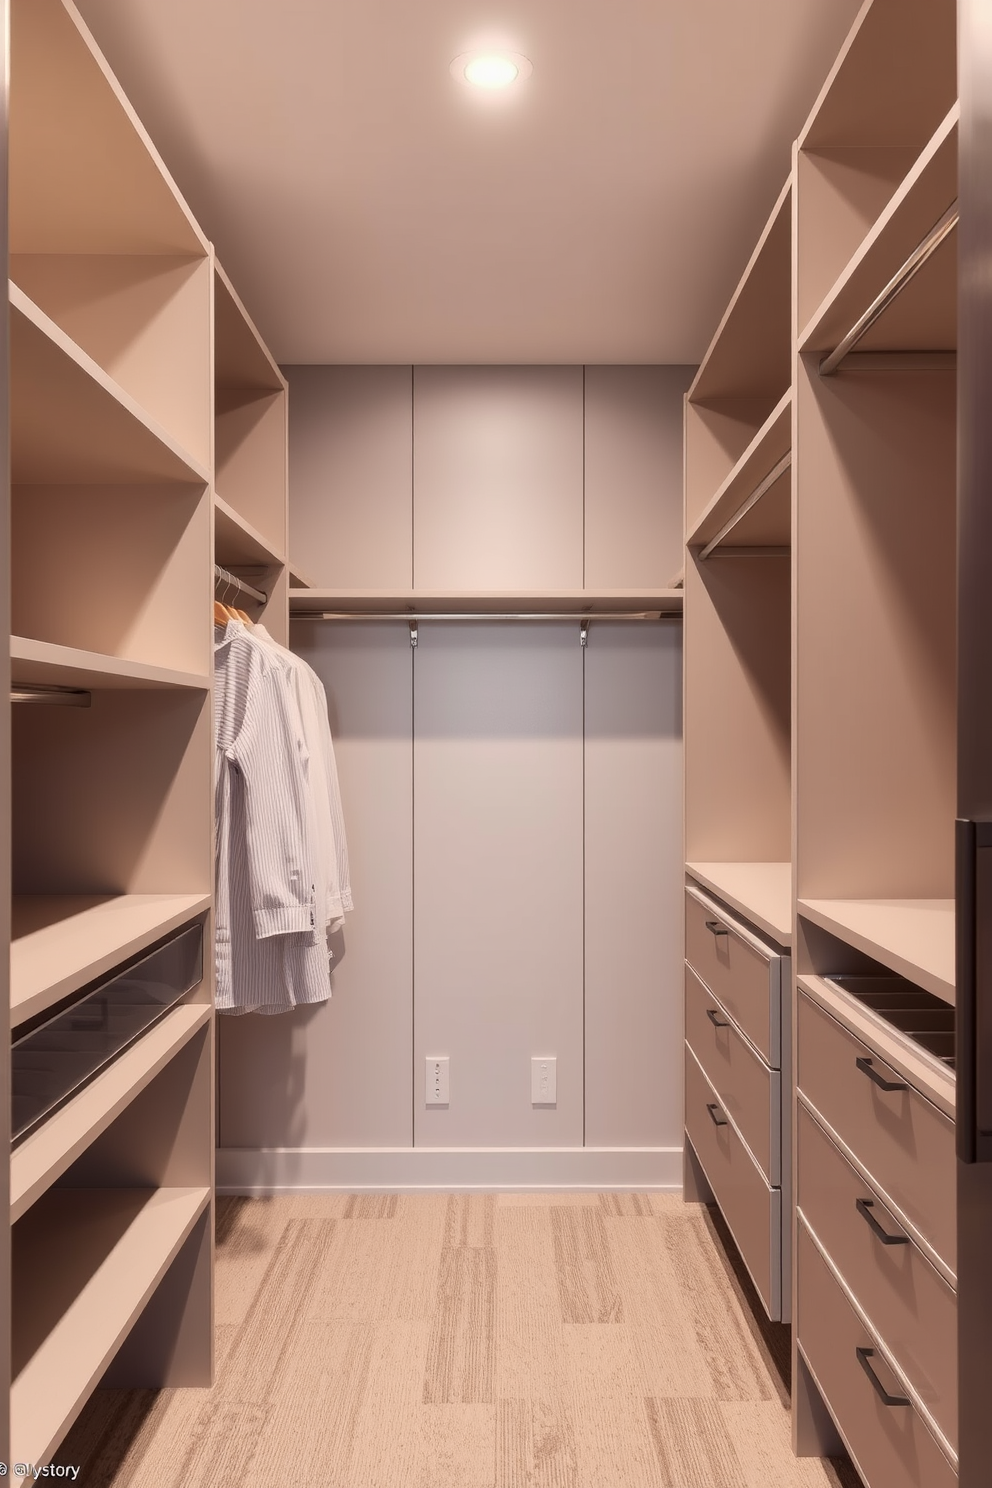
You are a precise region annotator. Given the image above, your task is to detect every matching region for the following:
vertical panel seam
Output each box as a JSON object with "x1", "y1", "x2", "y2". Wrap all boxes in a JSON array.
[
  {"x1": 410, "y1": 365, "x2": 416, "y2": 589},
  {"x1": 411, "y1": 619, "x2": 417, "y2": 1148},
  {"x1": 582, "y1": 626, "x2": 587, "y2": 1149},
  {"x1": 582, "y1": 364, "x2": 587, "y2": 590}
]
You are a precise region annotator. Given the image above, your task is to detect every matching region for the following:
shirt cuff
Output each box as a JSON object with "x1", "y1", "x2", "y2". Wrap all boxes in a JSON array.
[{"x1": 253, "y1": 905, "x2": 315, "y2": 938}]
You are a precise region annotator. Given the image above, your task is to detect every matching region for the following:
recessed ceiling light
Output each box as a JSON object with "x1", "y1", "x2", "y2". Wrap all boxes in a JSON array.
[{"x1": 450, "y1": 52, "x2": 533, "y2": 90}]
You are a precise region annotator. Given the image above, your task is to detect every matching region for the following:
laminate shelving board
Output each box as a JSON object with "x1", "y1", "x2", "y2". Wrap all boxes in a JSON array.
[
  {"x1": 11, "y1": 637, "x2": 210, "y2": 693},
  {"x1": 288, "y1": 588, "x2": 685, "y2": 617},
  {"x1": 10, "y1": 1185, "x2": 210, "y2": 1465},
  {"x1": 688, "y1": 177, "x2": 792, "y2": 405},
  {"x1": 11, "y1": 893, "x2": 211, "y2": 1027},
  {"x1": 214, "y1": 262, "x2": 285, "y2": 393},
  {"x1": 9, "y1": 0, "x2": 206, "y2": 258},
  {"x1": 214, "y1": 493, "x2": 286, "y2": 570},
  {"x1": 798, "y1": 896, "x2": 955, "y2": 1005},
  {"x1": 10, "y1": 1004, "x2": 210, "y2": 1223},
  {"x1": 799, "y1": 105, "x2": 958, "y2": 357},
  {"x1": 10, "y1": 286, "x2": 210, "y2": 486},
  {"x1": 686, "y1": 391, "x2": 792, "y2": 551},
  {"x1": 686, "y1": 861, "x2": 792, "y2": 946}
]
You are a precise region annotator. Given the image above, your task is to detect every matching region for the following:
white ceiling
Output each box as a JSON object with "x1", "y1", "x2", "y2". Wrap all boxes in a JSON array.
[{"x1": 75, "y1": 0, "x2": 862, "y2": 365}]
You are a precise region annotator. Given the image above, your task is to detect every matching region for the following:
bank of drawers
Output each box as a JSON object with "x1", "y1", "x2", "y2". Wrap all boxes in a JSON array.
[
  {"x1": 684, "y1": 884, "x2": 787, "y2": 1320},
  {"x1": 796, "y1": 988, "x2": 957, "y2": 1482}
]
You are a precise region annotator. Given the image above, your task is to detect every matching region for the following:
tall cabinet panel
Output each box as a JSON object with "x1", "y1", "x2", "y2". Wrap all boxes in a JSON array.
[
  {"x1": 584, "y1": 623, "x2": 683, "y2": 1148},
  {"x1": 413, "y1": 624, "x2": 584, "y2": 1149},
  {"x1": 412, "y1": 366, "x2": 584, "y2": 591}
]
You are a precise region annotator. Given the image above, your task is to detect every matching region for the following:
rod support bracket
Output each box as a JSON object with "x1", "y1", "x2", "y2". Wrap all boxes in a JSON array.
[
  {"x1": 580, "y1": 619, "x2": 590, "y2": 648},
  {"x1": 409, "y1": 620, "x2": 418, "y2": 649}
]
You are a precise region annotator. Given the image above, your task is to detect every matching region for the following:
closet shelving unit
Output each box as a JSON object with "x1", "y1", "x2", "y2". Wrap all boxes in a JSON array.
[
  {"x1": 684, "y1": 174, "x2": 793, "y2": 945},
  {"x1": 5, "y1": 0, "x2": 218, "y2": 1467},
  {"x1": 288, "y1": 588, "x2": 684, "y2": 619},
  {"x1": 213, "y1": 261, "x2": 289, "y2": 644},
  {"x1": 681, "y1": 173, "x2": 794, "y2": 1332},
  {"x1": 792, "y1": 0, "x2": 960, "y2": 1484}
]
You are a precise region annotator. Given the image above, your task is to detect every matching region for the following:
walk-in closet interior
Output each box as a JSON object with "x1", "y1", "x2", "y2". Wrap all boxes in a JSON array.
[{"x1": 3, "y1": 0, "x2": 992, "y2": 1483}]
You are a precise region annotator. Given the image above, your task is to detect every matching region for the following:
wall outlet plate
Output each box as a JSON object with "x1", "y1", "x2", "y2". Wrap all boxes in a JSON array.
[
  {"x1": 426, "y1": 1055, "x2": 449, "y2": 1106},
  {"x1": 531, "y1": 1055, "x2": 557, "y2": 1106}
]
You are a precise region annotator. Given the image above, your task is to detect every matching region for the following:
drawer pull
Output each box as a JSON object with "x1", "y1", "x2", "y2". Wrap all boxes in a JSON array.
[
  {"x1": 855, "y1": 1347, "x2": 911, "y2": 1407},
  {"x1": 855, "y1": 1056, "x2": 908, "y2": 1093},
  {"x1": 706, "y1": 1102, "x2": 728, "y2": 1127},
  {"x1": 704, "y1": 919, "x2": 729, "y2": 937},
  {"x1": 706, "y1": 1007, "x2": 730, "y2": 1028},
  {"x1": 856, "y1": 1198, "x2": 909, "y2": 1246}
]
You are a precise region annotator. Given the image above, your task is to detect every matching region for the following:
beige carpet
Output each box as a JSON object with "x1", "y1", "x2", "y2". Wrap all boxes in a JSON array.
[{"x1": 56, "y1": 1192, "x2": 862, "y2": 1487}]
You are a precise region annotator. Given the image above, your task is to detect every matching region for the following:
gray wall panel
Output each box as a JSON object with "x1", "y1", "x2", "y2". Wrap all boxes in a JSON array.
[
  {"x1": 412, "y1": 366, "x2": 583, "y2": 590},
  {"x1": 218, "y1": 620, "x2": 414, "y2": 1149},
  {"x1": 285, "y1": 365, "x2": 413, "y2": 588},
  {"x1": 413, "y1": 623, "x2": 584, "y2": 1147},
  {"x1": 584, "y1": 622, "x2": 684, "y2": 1147},
  {"x1": 584, "y1": 365, "x2": 694, "y2": 588}
]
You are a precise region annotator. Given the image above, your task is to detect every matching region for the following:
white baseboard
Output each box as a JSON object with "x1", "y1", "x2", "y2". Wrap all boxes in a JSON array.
[{"x1": 216, "y1": 1145, "x2": 683, "y2": 1193}]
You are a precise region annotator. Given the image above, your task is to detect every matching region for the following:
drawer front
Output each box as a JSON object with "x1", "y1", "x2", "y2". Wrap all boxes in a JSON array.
[
  {"x1": 797, "y1": 1103, "x2": 957, "y2": 1449},
  {"x1": 685, "y1": 889, "x2": 781, "y2": 1066},
  {"x1": 797, "y1": 1225, "x2": 956, "y2": 1488},
  {"x1": 685, "y1": 1043, "x2": 781, "y2": 1319},
  {"x1": 797, "y1": 993, "x2": 955, "y2": 1273},
  {"x1": 685, "y1": 963, "x2": 779, "y2": 1183}
]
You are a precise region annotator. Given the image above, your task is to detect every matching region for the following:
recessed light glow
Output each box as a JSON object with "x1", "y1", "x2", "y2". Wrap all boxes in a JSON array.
[{"x1": 451, "y1": 52, "x2": 533, "y2": 89}]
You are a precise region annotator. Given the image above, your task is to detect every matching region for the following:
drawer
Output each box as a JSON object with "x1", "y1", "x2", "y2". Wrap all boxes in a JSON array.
[
  {"x1": 685, "y1": 887, "x2": 782, "y2": 1066},
  {"x1": 685, "y1": 1042, "x2": 781, "y2": 1319},
  {"x1": 685, "y1": 963, "x2": 780, "y2": 1183},
  {"x1": 797, "y1": 1103, "x2": 956, "y2": 1450},
  {"x1": 797, "y1": 993, "x2": 955, "y2": 1275},
  {"x1": 797, "y1": 1224, "x2": 956, "y2": 1488}
]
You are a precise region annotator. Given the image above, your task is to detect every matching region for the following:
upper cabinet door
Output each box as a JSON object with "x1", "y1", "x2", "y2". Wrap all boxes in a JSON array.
[
  {"x1": 413, "y1": 366, "x2": 583, "y2": 590},
  {"x1": 585, "y1": 365, "x2": 692, "y2": 588}
]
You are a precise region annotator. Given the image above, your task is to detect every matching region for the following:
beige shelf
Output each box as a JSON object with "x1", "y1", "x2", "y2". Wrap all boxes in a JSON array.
[
  {"x1": 11, "y1": 636, "x2": 209, "y2": 693},
  {"x1": 688, "y1": 177, "x2": 792, "y2": 405},
  {"x1": 11, "y1": 1004, "x2": 210, "y2": 1223},
  {"x1": 799, "y1": 105, "x2": 958, "y2": 357},
  {"x1": 687, "y1": 391, "x2": 791, "y2": 551},
  {"x1": 288, "y1": 588, "x2": 684, "y2": 617},
  {"x1": 11, "y1": 285, "x2": 210, "y2": 486},
  {"x1": 11, "y1": 1185, "x2": 209, "y2": 1464},
  {"x1": 687, "y1": 862, "x2": 792, "y2": 947},
  {"x1": 214, "y1": 492, "x2": 286, "y2": 569},
  {"x1": 214, "y1": 261, "x2": 285, "y2": 393},
  {"x1": 10, "y1": 0, "x2": 206, "y2": 257},
  {"x1": 288, "y1": 561, "x2": 318, "y2": 590},
  {"x1": 12, "y1": 893, "x2": 211, "y2": 1027},
  {"x1": 798, "y1": 897, "x2": 955, "y2": 1005}
]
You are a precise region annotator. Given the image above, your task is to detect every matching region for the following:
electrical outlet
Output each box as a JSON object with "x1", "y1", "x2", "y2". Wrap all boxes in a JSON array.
[
  {"x1": 531, "y1": 1055, "x2": 557, "y2": 1106},
  {"x1": 426, "y1": 1055, "x2": 449, "y2": 1106}
]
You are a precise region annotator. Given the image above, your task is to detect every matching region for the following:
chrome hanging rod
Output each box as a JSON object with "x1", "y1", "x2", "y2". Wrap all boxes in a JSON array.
[
  {"x1": 698, "y1": 451, "x2": 792, "y2": 561},
  {"x1": 303, "y1": 610, "x2": 682, "y2": 623},
  {"x1": 819, "y1": 200, "x2": 959, "y2": 377},
  {"x1": 10, "y1": 684, "x2": 91, "y2": 707},
  {"x1": 214, "y1": 564, "x2": 267, "y2": 607}
]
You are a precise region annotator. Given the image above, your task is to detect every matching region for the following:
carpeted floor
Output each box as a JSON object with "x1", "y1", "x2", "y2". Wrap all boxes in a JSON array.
[{"x1": 55, "y1": 1192, "x2": 863, "y2": 1487}]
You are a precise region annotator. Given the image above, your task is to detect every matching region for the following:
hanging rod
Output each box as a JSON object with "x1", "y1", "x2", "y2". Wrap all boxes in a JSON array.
[
  {"x1": 214, "y1": 564, "x2": 267, "y2": 607},
  {"x1": 304, "y1": 610, "x2": 682, "y2": 622},
  {"x1": 819, "y1": 200, "x2": 959, "y2": 376},
  {"x1": 698, "y1": 451, "x2": 792, "y2": 561},
  {"x1": 11, "y1": 684, "x2": 91, "y2": 707}
]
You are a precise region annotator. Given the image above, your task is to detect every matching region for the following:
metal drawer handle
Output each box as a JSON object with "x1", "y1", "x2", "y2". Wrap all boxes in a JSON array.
[
  {"x1": 855, "y1": 1057, "x2": 908, "y2": 1093},
  {"x1": 856, "y1": 1347, "x2": 910, "y2": 1407},
  {"x1": 706, "y1": 1102, "x2": 728, "y2": 1127},
  {"x1": 706, "y1": 1007, "x2": 730, "y2": 1028},
  {"x1": 704, "y1": 919, "x2": 729, "y2": 937},
  {"x1": 856, "y1": 1198, "x2": 909, "y2": 1246}
]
